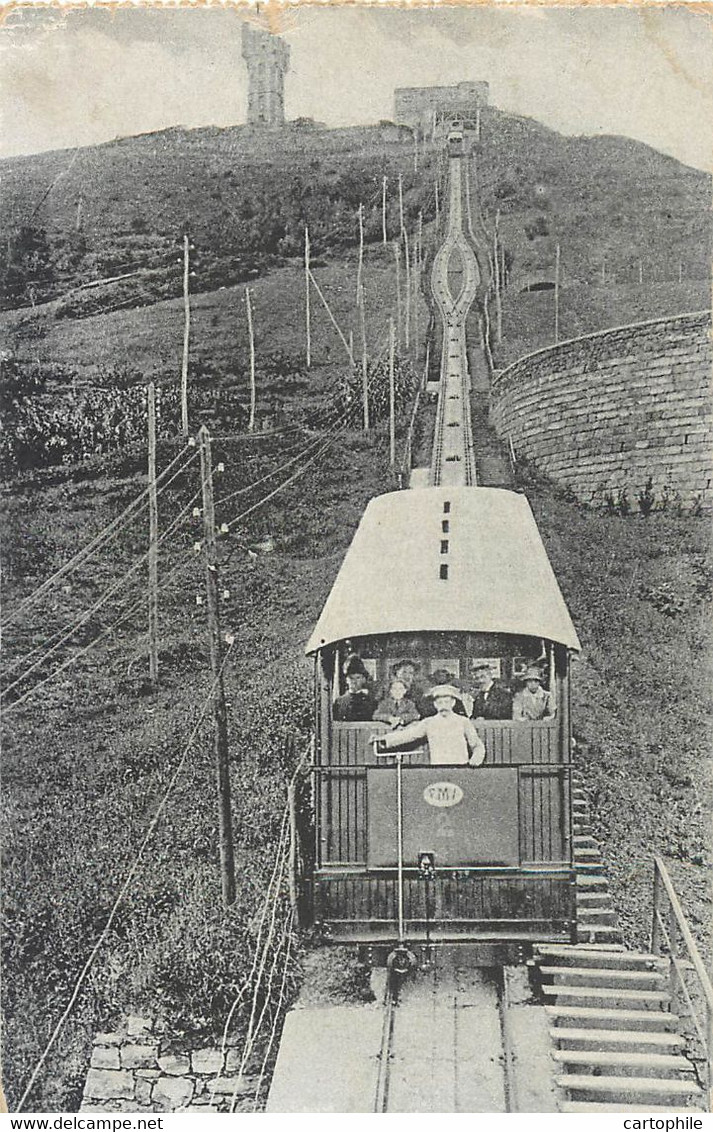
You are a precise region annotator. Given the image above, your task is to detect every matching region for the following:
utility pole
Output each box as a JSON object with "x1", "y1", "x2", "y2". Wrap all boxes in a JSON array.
[
  {"x1": 181, "y1": 233, "x2": 190, "y2": 436},
  {"x1": 198, "y1": 426, "x2": 236, "y2": 910},
  {"x1": 76, "y1": 195, "x2": 83, "y2": 232},
  {"x1": 413, "y1": 130, "x2": 419, "y2": 174},
  {"x1": 412, "y1": 239, "x2": 420, "y2": 355},
  {"x1": 246, "y1": 287, "x2": 256, "y2": 432},
  {"x1": 147, "y1": 382, "x2": 159, "y2": 684},
  {"x1": 554, "y1": 243, "x2": 561, "y2": 345},
  {"x1": 398, "y1": 173, "x2": 405, "y2": 238},
  {"x1": 359, "y1": 284, "x2": 369, "y2": 432},
  {"x1": 435, "y1": 179, "x2": 440, "y2": 231},
  {"x1": 389, "y1": 317, "x2": 396, "y2": 468},
  {"x1": 357, "y1": 202, "x2": 364, "y2": 304},
  {"x1": 403, "y1": 227, "x2": 411, "y2": 350},
  {"x1": 382, "y1": 176, "x2": 388, "y2": 245},
  {"x1": 417, "y1": 211, "x2": 423, "y2": 269},
  {"x1": 394, "y1": 241, "x2": 402, "y2": 347},
  {"x1": 305, "y1": 227, "x2": 311, "y2": 368},
  {"x1": 476, "y1": 107, "x2": 481, "y2": 141}
]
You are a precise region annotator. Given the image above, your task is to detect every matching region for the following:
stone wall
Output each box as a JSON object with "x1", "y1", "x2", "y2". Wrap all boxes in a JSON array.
[
  {"x1": 489, "y1": 311, "x2": 713, "y2": 509},
  {"x1": 80, "y1": 1014, "x2": 259, "y2": 1114}
]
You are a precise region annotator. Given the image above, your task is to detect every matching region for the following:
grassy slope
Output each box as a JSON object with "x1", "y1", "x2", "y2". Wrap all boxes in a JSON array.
[{"x1": 525, "y1": 473, "x2": 712, "y2": 956}]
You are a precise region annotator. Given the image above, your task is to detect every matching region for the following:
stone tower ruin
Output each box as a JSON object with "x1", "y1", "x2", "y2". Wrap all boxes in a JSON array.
[{"x1": 241, "y1": 24, "x2": 290, "y2": 129}]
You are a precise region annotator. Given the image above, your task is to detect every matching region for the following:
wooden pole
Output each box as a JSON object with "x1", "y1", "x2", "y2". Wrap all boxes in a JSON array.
[
  {"x1": 246, "y1": 286, "x2": 256, "y2": 432},
  {"x1": 412, "y1": 239, "x2": 420, "y2": 354},
  {"x1": 394, "y1": 241, "x2": 402, "y2": 348},
  {"x1": 418, "y1": 211, "x2": 423, "y2": 269},
  {"x1": 403, "y1": 227, "x2": 411, "y2": 349},
  {"x1": 359, "y1": 284, "x2": 369, "y2": 432},
  {"x1": 435, "y1": 179, "x2": 440, "y2": 230},
  {"x1": 147, "y1": 382, "x2": 159, "y2": 685},
  {"x1": 389, "y1": 317, "x2": 396, "y2": 467},
  {"x1": 413, "y1": 130, "x2": 419, "y2": 174},
  {"x1": 287, "y1": 779, "x2": 299, "y2": 919},
  {"x1": 554, "y1": 243, "x2": 561, "y2": 345},
  {"x1": 181, "y1": 233, "x2": 190, "y2": 436},
  {"x1": 198, "y1": 426, "x2": 236, "y2": 910},
  {"x1": 398, "y1": 173, "x2": 405, "y2": 238},
  {"x1": 76, "y1": 195, "x2": 83, "y2": 231},
  {"x1": 357, "y1": 202, "x2": 364, "y2": 304},
  {"x1": 305, "y1": 227, "x2": 311, "y2": 368},
  {"x1": 382, "y1": 176, "x2": 388, "y2": 245}
]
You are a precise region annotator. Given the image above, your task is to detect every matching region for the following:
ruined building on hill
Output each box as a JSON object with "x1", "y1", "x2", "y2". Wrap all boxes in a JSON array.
[
  {"x1": 242, "y1": 25, "x2": 290, "y2": 128},
  {"x1": 394, "y1": 81, "x2": 490, "y2": 137}
]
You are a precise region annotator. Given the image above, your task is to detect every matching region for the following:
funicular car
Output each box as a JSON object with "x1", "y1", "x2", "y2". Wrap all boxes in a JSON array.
[{"x1": 303, "y1": 486, "x2": 581, "y2": 958}]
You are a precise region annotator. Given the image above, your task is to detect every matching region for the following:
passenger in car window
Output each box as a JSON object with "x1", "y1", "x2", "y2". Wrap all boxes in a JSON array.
[
  {"x1": 373, "y1": 684, "x2": 485, "y2": 766},
  {"x1": 469, "y1": 660, "x2": 513, "y2": 720},
  {"x1": 421, "y1": 668, "x2": 470, "y2": 717},
  {"x1": 333, "y1": 655, "x2": 377, "y2": 721},
  {"x1": 373, "y1": 678, "x2": 420, "y2": 729},
  {"x1": 512, "y1": 666, "x2": 554, "y2": 721}
]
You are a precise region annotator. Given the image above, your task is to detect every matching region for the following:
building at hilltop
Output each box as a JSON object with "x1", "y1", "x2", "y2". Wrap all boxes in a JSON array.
[
  {"x1": 394, "y1": 81, "x2": 490, "y2": 138},
  {"x1": 241, "y1": 25, "x2": 290, "y2": 128}
]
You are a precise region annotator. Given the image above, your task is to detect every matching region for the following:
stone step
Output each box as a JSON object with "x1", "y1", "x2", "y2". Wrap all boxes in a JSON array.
[
  {"x1": 576, "y1": 892, "x2": 614, "y2": 905},
  {"x1": 540, "y1": 966, "x2": 666, "y2": 989},
  {"x1": 550, "y1": 1028, "x2": 685, "y2": 1053},
  {"x1": 552, "y1": 1049, "x2": 694, "y2": 1078},
  {"x1": 534, "y1": 946, "x2": 666, "y2": 970},
  {"x1": 573, "y1": 847, "x2": 602, "y2": 859},
  {"x1": 561, "y1": 1102, "x2": 702, "y2": 1113},
  {"x1": 545, "y1": 1006, "x2": 679, "y2": 1032},
  {"x1": 573, "y1": 836, "x2": 598, "y2": 848},
  {"x1": 555, "y1": 1074, "x2": 702, "y2": 1103},
  {"x1": 574, "y1": 862, "x2": 606, "y2": 873},
  {"x1": 543, "y1": 985, "x2": 671, "y2": 1008},
  {"x1": 573, "y1": 824, "x2": 594, "y2": 836},
  {"x1": 576, "y1": 875, "x2": 607, "y2": 888}
]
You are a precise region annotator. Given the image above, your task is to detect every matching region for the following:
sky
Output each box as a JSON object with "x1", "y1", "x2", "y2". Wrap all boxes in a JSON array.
[{"x1": 0, "y1": 4, "x2": 711, "y2": 169}]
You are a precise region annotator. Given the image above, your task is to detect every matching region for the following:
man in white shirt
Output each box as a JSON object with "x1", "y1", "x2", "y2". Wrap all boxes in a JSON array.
[{"x1": 374, "y1": 685, "x2": 485, "y2": 766}]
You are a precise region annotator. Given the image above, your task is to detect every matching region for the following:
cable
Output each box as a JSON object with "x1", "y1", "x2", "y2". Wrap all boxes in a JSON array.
[
  {"x1": 14, "y1": 643, "x2": 235, "y2": 1114},
  {"x1": 3, "y1": 444, "x2": 196, "y2": 628},
  {"x1": 2, "y1": 485, "x2": 202, "y2": 694}
]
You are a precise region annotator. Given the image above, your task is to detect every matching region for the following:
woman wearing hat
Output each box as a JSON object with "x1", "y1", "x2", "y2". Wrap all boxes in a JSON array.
[
  {"x1": 373, "y1": 684, "x2": 485, "y2": 766},
  {"x1": 512, "y1": 666, "x2": 553, "y2": 721}
]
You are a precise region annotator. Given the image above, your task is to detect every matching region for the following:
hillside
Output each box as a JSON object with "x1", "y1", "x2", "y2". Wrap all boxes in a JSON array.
[{"x1": 2, "y1": 108, "x2": 710, "y2": 333}]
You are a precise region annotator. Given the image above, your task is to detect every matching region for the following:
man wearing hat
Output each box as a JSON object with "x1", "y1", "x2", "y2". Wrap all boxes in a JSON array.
[
  {"x1": 334, "y1": 654, "x2": 377, "y2": 721},
  {"x1": 373, "y1": 684, "x2": 485, "y2": 766},
  {"x1": 512, "y1": 666, "x2": 553, "y2": 721},
  {"x1": 470, "y1": 660, "x2": 513, "y2": 721}
]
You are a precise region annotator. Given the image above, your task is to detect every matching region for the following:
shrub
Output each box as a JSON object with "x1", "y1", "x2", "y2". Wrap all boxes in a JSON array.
[{"x1": 637, "y1": 476, "x2": 656, "y2": 517}]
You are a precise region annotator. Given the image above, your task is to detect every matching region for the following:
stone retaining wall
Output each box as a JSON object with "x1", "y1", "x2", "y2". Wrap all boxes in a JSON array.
[
  {"x1": 80, "y1": 1015, "x2": 259, "y2": 1113},
  {"x1": 490, "y1": 311, "x2": 713, "y2": 509}
]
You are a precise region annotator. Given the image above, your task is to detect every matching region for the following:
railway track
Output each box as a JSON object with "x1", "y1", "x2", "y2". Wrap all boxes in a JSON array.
[
  {"x1": 430, "y1": 152, "x2": 480, "y2": 487},
  {"x1": 373, "y1": 961, "x2": 513, "y2": 1112}
]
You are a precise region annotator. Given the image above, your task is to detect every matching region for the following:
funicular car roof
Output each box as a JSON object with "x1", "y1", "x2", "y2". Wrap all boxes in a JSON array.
[{"x1": 305, "y1": 487, "x2": 581, "y2": 654}]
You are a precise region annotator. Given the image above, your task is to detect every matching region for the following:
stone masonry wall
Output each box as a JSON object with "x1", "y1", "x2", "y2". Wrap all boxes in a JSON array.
[
  {"x1": 80, "y1": 1014, "x2": 260, "y2": 1114},
  {"x1": 489, "y1": 311, "x2": 713, "y2": 509}
]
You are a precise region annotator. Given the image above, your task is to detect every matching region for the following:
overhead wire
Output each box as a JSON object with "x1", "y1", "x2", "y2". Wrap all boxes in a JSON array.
[
  {"x1": 14, "y1": 641, "x2": 235, "y2": 1114},
  {"x1": 3, "y1": 443, "x2": 196, "y2": 628},
  {"x1": 2, "y1": 482, "x2": 204, "y2": 695}
]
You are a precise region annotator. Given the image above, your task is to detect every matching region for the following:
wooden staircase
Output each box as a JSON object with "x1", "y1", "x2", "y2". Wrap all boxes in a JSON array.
[{"x1": 531, "y1": 781, "x2": 706, "y2": 1112}]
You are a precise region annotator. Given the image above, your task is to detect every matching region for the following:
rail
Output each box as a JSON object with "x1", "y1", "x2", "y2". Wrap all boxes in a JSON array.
[{"x1": 651, "y1": 855, "x2": 713, "y2": 1107}]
